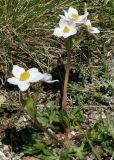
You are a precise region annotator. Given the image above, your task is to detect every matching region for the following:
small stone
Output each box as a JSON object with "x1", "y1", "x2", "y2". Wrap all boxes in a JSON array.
[
  {"x1": 20, "y1": 152, "x2": 24, "y2": 156},
  {"x1": 0, "y1": 151, "x2": 8, "y2": 160},
  {"x1": 18, "y1": 116, "x2": 27, "y2": 124},
  {"x1": 3, "y1": 145, "x2": 9, "y2": 152},
  {"x1": 12, "y1": 155, "x2": 22, "y2": 160},
  {"x1": 0, "y1": 95, "x2": 6, "y2": 106},
  {"x1": 22, "y1": 156, "x2": 37, "y2": 160},
  {"x1": 101, "y1": 112, "x2": 106, "y2": 119}
]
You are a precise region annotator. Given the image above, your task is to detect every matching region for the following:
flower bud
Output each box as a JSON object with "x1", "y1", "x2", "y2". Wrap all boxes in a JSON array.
[
  {"x1": 42, "y1": 73, "x2": 52, "y2": 82},
  {"x1": 42, "y1": 73, "x2": 59, "y2": 83}
]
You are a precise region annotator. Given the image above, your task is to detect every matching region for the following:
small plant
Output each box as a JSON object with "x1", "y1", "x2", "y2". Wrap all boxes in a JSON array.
[
  {"x1": 6, "y1": 0, "x2": 101, "y2": 153},
  {"x1": 7, "y1": 1, "x2": 114, "y2": 160},
  {"x1": 7, "y1": 65, "x2": 61, "y2": 146},
  {"x1": 7, "y1": 65, "x2": 58, "y2": 91},
  {"x1": 53, "y1": 5, "x2": 100, "y2": 112},
  {"x1": 87, "y1": 116, "x2": 114, "y2": 157},
  {"x1": 0, "y1": 0, "x2": 113, "y2": 159}
]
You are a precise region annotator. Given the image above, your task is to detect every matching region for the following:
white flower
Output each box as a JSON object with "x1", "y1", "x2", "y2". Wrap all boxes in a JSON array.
[
  {"x1": 53, "y1": 19, "x2": 77, "y2": 38},
  {"x1": 7, "y1": 65, "x2": 43, "y2": 91},
  {"x1": 42, "y1": 73, "x2": 59, "y2": 83},
  {"x1": 85, "y1": 20, "x2": 100, "y2": 34},
  {"x1": 60, "y1": 7, "x2": 88, "y2": 24}
]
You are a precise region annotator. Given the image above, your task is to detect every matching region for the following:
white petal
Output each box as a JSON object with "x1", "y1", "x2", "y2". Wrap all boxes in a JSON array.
[
  {"x1": 28, "y1": 68, "x2": 44, "y2": 82},
  {"x1": 59, "y1": 15, "x2": 66, "y2": 19},
  {"x1": 59, "y1": 18, "x2": 75, "y2": 27},
  {"x1": 18, "y1": 82, "x2": 30, "y2": 91},
  {"x1": 42, "y1": 73, "x2": 52, "y2": 82},
  {"x1": 64, "y1": 10, "x2": 68, "y2": 17},
  {"x1": 41, "y1": 73, "x2": 59, "y2": 83},
  {"x1": 12, "y1": 65, "x2": 25, "y2": 79},
  {"x1": 7, "y1": 77, "x2": 20, "y2": 85},
  {"x1": 86, "y1": 20, "x2": 91, "y2": 26},
  {"x1": 44, "y1": 80, "x2": 59, "y2": 84},
  {"x1": 62, "y1": 28, "x2": 77, "y2": 38},
  {"x1": 89, "y1": 27, "x2": 100, "y2": 33},
  {"x1": 79, "y1": 14, "x2": 88, "y2": 23},
  {"x1": 62, "y1": 32, "x2": 72, "y2": 38},
  {"x1": 53, "y1": 27, "x2": 63, "y2": 37},
  {"x1": 70, "y1": 22, "x2": 76, "y2": 27},
  {"x1": 71, "y1": 28, "x2": 77, "y2": 34},
  {"x1": 62, "y1": 34, "x2": 69, "y2": 38},
  {"x1": 68, "y1": 7, "x2": 78, "y2": 14},
  {"x1": 59, "y1": 18, "x2": 68, "y2": 26}
]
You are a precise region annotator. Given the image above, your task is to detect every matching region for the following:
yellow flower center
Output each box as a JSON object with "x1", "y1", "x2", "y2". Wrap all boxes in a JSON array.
[
  {"x1": 63, "y1": 26, "x2": 70, "y2": 33},
  {"x1": 71, "y1": 13, "x2": 79, "y2": 21},
  {"x1": 20, "y1": 71, "x2": 30, "y2": 81},
  {"x1": 87, "y1": 23, "x2": 92, "y2": 29}
]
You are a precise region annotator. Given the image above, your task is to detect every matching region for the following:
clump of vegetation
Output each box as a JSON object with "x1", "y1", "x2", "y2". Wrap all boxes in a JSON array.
[{"x1": 0, "y1": 0, "x2": 114, "y2": 160}]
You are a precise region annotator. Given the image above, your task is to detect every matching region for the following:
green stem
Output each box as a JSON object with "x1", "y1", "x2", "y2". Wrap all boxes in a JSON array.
[
  {"x1": 20, "y1": 91, "x2": 64, "y2": 147},
  {"x1": 87, "y1": 137, "x2": 102, "y2": 160}
]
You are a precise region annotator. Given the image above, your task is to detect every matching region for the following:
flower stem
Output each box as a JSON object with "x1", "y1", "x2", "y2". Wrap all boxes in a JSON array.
[
  {"x1": 84, "y1": 0, "x2": 89, "y2": 15},
  {"x1": 20, "y1": 92, "x2": 65, "y2": 147},
  {"x1": 62, "y1": 54, "x2": 70, "y2": 111},
  {"x1": 62, "y1": 38, "x2": 72, "y2": 112}
]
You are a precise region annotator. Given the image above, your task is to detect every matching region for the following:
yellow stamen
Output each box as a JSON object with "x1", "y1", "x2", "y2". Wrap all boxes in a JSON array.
[
  {"x1": 20, "y1": 71, "x2": 30, "y2": 81},
  {"x1": 63, "y1": 26, "x2": 70, "y2": 33},
  {"x1": 87, "y1": 23, "x2": 92, "y2": 29},
  {"x1": 71, "y1": 13, "x2": 79, "y2": 21}
]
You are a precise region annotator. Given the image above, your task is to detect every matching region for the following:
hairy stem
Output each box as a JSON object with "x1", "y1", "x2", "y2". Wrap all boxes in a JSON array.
[
  {"x1": 62, "y1": 54, "x2": 70, "y2": 111},
  {"x1": 62, "y1": 38, "x2": 72, "y2": 112},
  {"x1": 20, "y1": 92, "x2": 65, "y2": 147}
]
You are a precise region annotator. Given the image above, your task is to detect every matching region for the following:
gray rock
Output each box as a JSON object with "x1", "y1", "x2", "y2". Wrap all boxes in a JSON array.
[{"x1": 0, "y1": 151, "x2": 8, "y2": 160}]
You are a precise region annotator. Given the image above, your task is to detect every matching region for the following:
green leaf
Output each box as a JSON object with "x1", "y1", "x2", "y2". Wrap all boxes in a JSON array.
[
  {"x1": 37, "y1": 116, "x2": 49, "y2": 127},
  {"x1": 69, "y1": 145, "x2": 85, "y2": 160},
  {"x1": 21, "y1": 97, "x2": 36, "y2": 118},
  {"x1": 60, "y1": 112, "x2": 71, "y2": 129},
  {"x1": 60, "y1": 149, "x2": 70, "y2": 160},
  {"x1": 38, "y1": 155, "x2": 57, "y2": 160}
]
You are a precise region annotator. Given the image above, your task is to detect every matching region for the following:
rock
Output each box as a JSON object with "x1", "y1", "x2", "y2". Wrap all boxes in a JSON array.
[
  {"x1": 0, "y1": 151, "x2": 8, "y2": 160},
  {"x1": 18, "y1": 116, "x2": 27, "y2": 124},
  {"x1": 0, "y1": 95, "x2": 6, "y2": 106},
  {"x1": 15, "y1": 115, "x2": 29, "y2": 131},
  {"x1": 3, "y1": 145, "x2": 9, "y2": 153},
  {"x1": 12, "y1": 155, "x2": 22, "y2": 160},
  {"x1": 22, "y1": 156, "x2": 37, "y2": 160}
]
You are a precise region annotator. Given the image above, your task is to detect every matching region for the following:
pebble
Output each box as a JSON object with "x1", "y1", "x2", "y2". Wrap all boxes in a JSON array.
[
  {"x1": 0, "y1": 151, "x2": 8, "y2": 160},
  {"x1": 18, "y1": 116, "x2": 27, "y2": 123},
  {"x1": 15, "y1": 115, "x2": 29, "y2": 131},
  {"x1": 3, "y1": 145, "x2": 9, "y2": 153}
]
